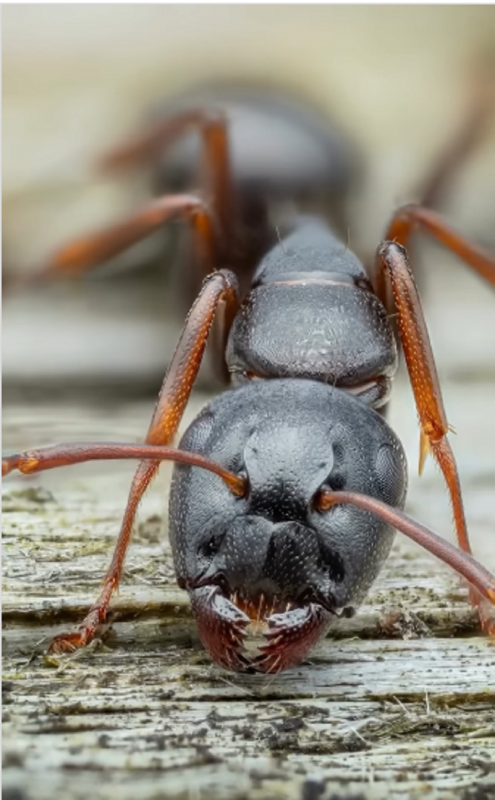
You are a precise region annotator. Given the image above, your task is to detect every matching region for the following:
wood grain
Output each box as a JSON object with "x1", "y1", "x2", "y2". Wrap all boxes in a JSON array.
[{"x1": 3, "y1": 392, "x2": 495, "y2": 800}]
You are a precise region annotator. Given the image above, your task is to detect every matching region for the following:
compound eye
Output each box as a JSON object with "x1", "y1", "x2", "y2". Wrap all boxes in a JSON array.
[{"x1": 374, "y1": 443, "x2": 407, "y2": 507}]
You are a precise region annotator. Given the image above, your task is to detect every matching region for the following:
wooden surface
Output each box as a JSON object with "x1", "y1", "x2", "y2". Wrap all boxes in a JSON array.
[
  {"x1": 3, "y1": 10, "x2": 495, "y2": 797},
  {"x1": 3, "y1": 380, "x2": 495, "y2": 800}
]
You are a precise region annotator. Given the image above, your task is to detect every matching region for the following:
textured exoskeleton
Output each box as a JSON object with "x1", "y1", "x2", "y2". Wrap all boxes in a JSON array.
[{"x1": 170, "y1": 379, "x2": 407, "y2": 672}]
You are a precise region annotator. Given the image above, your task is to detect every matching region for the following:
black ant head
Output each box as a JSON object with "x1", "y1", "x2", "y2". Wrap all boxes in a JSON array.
[{"x1": 169, "y1": 379, "x2": 407, "y2": 673}]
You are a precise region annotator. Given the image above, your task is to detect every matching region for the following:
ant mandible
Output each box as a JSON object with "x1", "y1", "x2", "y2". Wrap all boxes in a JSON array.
[{"x1": 4, "y1": 81, "x2": 495, "y2": 673}]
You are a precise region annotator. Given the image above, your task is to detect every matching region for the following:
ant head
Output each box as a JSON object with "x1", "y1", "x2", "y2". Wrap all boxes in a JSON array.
[{"x1": 169, "y1": 379, "x2": 407, "y2": 671}]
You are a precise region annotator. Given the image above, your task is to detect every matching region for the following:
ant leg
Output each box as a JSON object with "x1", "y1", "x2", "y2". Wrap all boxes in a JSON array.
[
  {"x1": 363, "y1": 67, "x2": 494, "y2": 285},
  {"x1": 97, "y1": 109, "x2": 235, "y2": 246},
  {"x1": 101, "y1": 108, "x2": 239, "y2": 367},
  {"x1": 48, "y1": 269, "x2": 239, "y2": 653},
  {"x1": 376, "y1": 241, "x2": 493, "y2": 630},
  {"x1": 375, "y1": 204, "x2": 495, "y2": 297},
  {"x1": 15, "y1": 194, "x2": 217, "y2": 288},
  {"x1": 415, "y1": 63, "x2": 495, "y2": 209}
]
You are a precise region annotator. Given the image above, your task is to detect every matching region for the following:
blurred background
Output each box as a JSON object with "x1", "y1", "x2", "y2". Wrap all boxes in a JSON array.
[{"x1": 3, "y1": 5, "x2": 495, "y2": 399}]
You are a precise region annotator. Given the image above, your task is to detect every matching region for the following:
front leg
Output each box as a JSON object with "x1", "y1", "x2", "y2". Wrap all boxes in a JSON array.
[
  {"x1": 376, "y1": 240, "x2": 493, "y2": 631},
  {"x1": 46, "y1": 268, "x2": 239, "y2": 652}
]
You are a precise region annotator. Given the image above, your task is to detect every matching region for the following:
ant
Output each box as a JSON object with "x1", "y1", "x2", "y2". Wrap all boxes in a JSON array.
[{"x1": 3, "y1": 81, "x2": 495, "y2": 673}]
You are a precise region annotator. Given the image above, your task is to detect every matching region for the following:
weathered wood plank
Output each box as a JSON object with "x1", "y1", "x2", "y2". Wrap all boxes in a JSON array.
[{"x1": 2, "y1": 391, "x2": 495, "y2": 800}]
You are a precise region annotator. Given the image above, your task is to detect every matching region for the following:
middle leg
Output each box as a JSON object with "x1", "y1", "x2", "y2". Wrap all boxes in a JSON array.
[
  {"x1": 97, "y1": 108, "x2": 236, "y2": 247},
  {"x1": 15, "y1": 194, "x2": 218, "y2": 287}
]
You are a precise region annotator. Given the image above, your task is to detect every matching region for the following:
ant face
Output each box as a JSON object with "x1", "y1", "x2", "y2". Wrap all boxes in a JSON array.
[{"x1": 170, "y1": 378, "x2": 407, "y2": 671}]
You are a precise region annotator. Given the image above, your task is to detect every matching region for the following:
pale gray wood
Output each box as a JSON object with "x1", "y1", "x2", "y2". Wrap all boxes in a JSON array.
[{"x1": 3, "y1": 390, "x2": 495, "y2": 800}]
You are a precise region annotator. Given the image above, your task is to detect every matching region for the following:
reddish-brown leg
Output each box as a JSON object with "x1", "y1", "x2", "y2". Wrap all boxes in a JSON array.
[
  {"x1": 375, "y1": 205, "x2": 495, "y2": 304},
  {"x1": 362, "y1": 71, "x2": 495, "y2": 284},
  {"x1": 18, "y1": 194, "x2": 217, "y2": 287},
  {"x1": 97, "y1": 109, "x2": 235, "y2": 248},
  {"x1": 48, "y1": 269, "x2": 239, "y2": 653},
  {"x1": 414, "y1": 63, "x2": 495, "y2": 209},
  {"x1": 375, "y1": 241, "x2": 494, "y2": 630}
]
